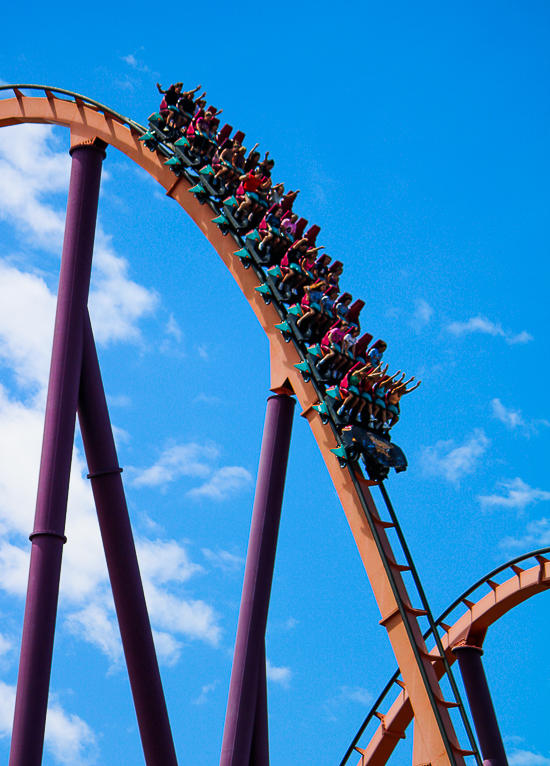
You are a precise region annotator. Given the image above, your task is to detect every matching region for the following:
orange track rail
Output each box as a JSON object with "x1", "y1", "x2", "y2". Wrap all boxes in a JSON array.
[{"x1": 0, "y1": 88, "x2": 490, "y2": 766}]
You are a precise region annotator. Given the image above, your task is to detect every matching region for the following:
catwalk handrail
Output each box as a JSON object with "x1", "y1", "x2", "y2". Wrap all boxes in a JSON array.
[
  {"x1": 0, "y1": 84, "x2": 148, "y2": 135},
  {"x1": 337, "y1": 545, "x2": 550, "y2": 766}
]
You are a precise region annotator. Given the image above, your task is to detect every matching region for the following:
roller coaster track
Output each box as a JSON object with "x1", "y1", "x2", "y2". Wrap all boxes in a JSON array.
[
  {"x1": 340, "y1": 546, "x2": 550, "y2": 766},
  {"x1": 0, "y1": 83, "x2": 532, "y2": 766}
]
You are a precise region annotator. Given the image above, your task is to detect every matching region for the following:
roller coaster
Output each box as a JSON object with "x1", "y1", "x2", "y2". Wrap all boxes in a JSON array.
[{"x1": 0, "y1": 83, "x2": 546, "y2": 766}]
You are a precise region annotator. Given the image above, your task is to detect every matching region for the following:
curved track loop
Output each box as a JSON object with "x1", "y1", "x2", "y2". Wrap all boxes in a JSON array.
[
  {"x1": 343, "y1": 548, "x2": 550, "y2": 766},
  {"x1": 0, "y1": 85, "x2": 495, "y2": 766}
]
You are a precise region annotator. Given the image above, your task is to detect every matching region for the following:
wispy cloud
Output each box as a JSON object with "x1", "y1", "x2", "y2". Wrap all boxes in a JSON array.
[
  {"x1": 322, "y1": 685, "x2": 373, "y2": 721},
  {"x1": 509, "y1": 750, "x2": 550, "y2": 766},
  {"x1": 0, "y1": 682, "x2": 98, "y2": 766},
  {"x1": 266, "y1": 660, "x2": 292, "y2": 689},
  {"x1": 165, "y1": 314, "x2": 182, "y2": 342},
  {"x1": 193, "y1": 680, "x2": 219, "y2": 705},
  {"x1": 120, "y1": 49, "x2": 150, "y2": 73},
  {"x1": 447, "y1": 316, "x2": 533, "y2": 345},
  {"x1": 194, "y1": 393, "x2": 223, "y2": 405},
  {"x1": 202, "y1": 548, "x2": 244, "y2": 573},
  {"x1": 491, "y1": 398, "x2": 526, "y2": 429},
  {"x1": 411, "y1": 299, "x2": 433, "y2": 331},
  {"x1": 132, "y1": 443, "x2": 251, "y2": 500},
  {"x1": 491, "y1": 399, "x2": 549, "y2": 436},
  {"x1": 132, "y1": 443, "x2": 219, "y2": 488},
  {"x1": 420, "y1": 430, "x2": 489, "y2": 483},
  {"x1": 188, "y1": 466, "x2": 253, "y2": 501},
  {"x1": 500, "y1": 518, "x2": 550, "y2": 551},
  {"x1": 479, "y1": 478, "x2": 550, "y2": 515}
]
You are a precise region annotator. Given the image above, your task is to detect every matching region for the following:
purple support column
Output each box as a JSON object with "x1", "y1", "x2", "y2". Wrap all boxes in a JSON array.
[
  {"x1": 10, "y1": 141, "x2": 106, "y2": 766},
  {"x1": 78, "y1": 312, "x2": 178, "y2": 766},
  {"x1": 453, "y1": 645, "x2": 509, "y2": 766},
  {"x1": 220, "y1": 394, "x2": 295, "y2": 766},
  {"x1": 249, "y1": 642, "x2": 269, "y2": 766}
]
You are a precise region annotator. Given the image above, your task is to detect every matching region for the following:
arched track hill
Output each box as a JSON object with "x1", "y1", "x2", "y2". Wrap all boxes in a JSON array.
[
  {"x1": 1, "y1": 85, "x2": 540, "y2": 766},
  {"x1": 339, "y1": 546, "x2": 550, "y2": 766}
]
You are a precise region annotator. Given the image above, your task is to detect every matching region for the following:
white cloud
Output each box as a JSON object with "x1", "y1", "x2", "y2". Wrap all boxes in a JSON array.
[
  {"x1": 136, "y1": 538, "x2": 203, "y2": 584},
  {"x1": 193, "y1": 680, "x2": 219, "y2": 705},
  {"x1": 0, "y1": 541, "x2": 33, "y2": 597},
  {"x1": 45, "y1": 701, "x2": 98, "y2": 766},
  {"x1": 188, "y1": 466, "x2": 253, "y2": 500},
  {"x1": 500, "y1": 518, "x2": 550, "y2": 551},
  {"x1": 202, "y1": 548, "x2": 244, "y2": 573},
  {"x1": 411, "y1": 299, "x2": 433, "y2": 330},
  {"x1": 152, "y1": 630, "x2": 183, "y2": 666},
  {"x1": 106, "y1": 394, "x2": 131, "y2": 407},
  {"x1": 322, "y1": 685, "x2": 372, "y2": 721},
  {"x1": 491, "y1": 399, "x2": 549, "y2": 436},
  {"x1": 0, "y1": 633, "x2": 12, "y2": 658},
  {"x1": 0, "y1": 682, "x2": 98, "y2": 766},
  {"x1": 0, "y1": 124, "x2": 69, "y2": 248},
  {"x1": 88, "y1": 235, "x2": 158, "y2": 346},
  {"x1": 285, "y1": 617, "x2": 298, "y2": 630},
  {"x1": 66, "y1": 602, "x2": 122, "y2": 664},
  {"x1": 479, "y1": 478, "x2": 550, "y2": 514},
  {"x1": 165, "y1": 314, "x2": 182, "y2": 343},
  {"x1": 509, "y1": 751, "x2": 550, "y2": 766},
  {"x1": 420, "y1": 430, "x2": 489, "y2": 483},
  {"x1": 508, "y1": 331, "x2": 534, "y2": 345},
  {"x1": 120, "y1": 49, "x2": 150, "y2": 73},
  {"x1": 143, "y1": 584, "x2": 221, "y2": 645},
  {"x1": 132, "y1": 444, "x2": 252, "y2": 501},
  {"x1": 266, "y1": 660, "x2": 292, "y2": 689},
  {"x1": 447, "y1": 316, "x2": 532, "y2": 345},
  {"x1": 0, "y1": 264, "x2": 56, "y2": 390},
  {"x1": 491, "y1": 399, "x2": 526, "y2": 430},
  {"x1": 194, "y1": 393, "x2": 223, "y2": 405},
  {"x1": 121, "y1": 53, "x2": 138, "y2": 67},
  {"x1": 132, "y1": 443, "x2": 219, "y2": 488},
  {"x1": 339, "y1": 686, "x2": 372, "y2": 705}
]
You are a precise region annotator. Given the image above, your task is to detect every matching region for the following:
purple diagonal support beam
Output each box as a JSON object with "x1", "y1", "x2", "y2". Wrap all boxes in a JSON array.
[
  {"x1": 453, "y1": 645, "x2": 509, "y2": 766},
  {"x1": 249, "y1": 642, "x2": 269, "y2": 766},
  {"x1": 10, "y1": 141, "x2": 106, "y2": 766},
  {"x1": 78, "y1": 311, "x2": 178, "y2": 766},
  {"x1": 220, "y1": 394, "x2": 295, "y2": 766}
]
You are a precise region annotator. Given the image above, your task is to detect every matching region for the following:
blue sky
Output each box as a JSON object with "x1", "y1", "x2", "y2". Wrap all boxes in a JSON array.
[{"x1": 0, "y1": 2, "x2": 550, "y2": 765}]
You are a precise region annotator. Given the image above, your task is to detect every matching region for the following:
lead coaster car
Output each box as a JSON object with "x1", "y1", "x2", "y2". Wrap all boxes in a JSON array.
[{"x1": 339, "y1": 424, "x2": 407, "y2": 480}]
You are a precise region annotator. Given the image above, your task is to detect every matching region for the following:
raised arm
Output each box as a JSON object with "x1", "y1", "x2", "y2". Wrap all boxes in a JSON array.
[
  {"x1": 307, "y1": 245, "x2": 325, "y2": 257},
  {"x1": 402, "y1": 380, "x2": 422, "y2": 395},
  {"x1": 395, "y1": 375, "x2": 415, "y2": 390}
]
